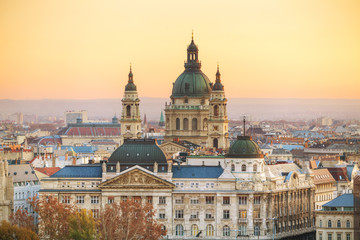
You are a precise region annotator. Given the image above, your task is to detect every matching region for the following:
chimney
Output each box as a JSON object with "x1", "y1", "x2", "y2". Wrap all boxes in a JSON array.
[
  {"x1": 52, "y1": 156, "x2": 56, "y2": 168},
  {"x1": 116, "y1": 161, "x2": 120, "y2": 174},
  {"x1": 65, "y1": 152, "x2": 68, "y2": 161},
  {"x1": 154, "y1": 161, "x2": 158, "y2": 173},
  {"x1": 72, "y1": 157, "x2": 76, "y2": 165},
  {"x1": 167, "y1": 162, "x2": 172, "y2": 173}
]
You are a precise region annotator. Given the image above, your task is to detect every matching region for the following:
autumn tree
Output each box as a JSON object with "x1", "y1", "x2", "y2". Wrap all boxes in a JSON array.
[
  {"x1": 30, "y1": 195, "x2": 75, "y2": 240},
  {"x1": 97, "y1": 199, "x2": 165, "y2": 240},
  {"x1": 0, "y1": 220, "x2": 39, "y2": 240},
  {"x1": 68, "y1": 209, "x2": 98, "y2": 240},
  {"x1": 10, "y1": 208, "x2": 36, "y2": 232}
]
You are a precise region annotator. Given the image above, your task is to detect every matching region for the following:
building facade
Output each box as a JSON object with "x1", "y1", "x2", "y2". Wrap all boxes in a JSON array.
[
  {"x1": 164, "y1": 37, "x2": 229, "y2": 149},
  {"x1": 0, "y1": 160, "x2": 13, "y2": 222},
  {"x1": 40, "y1": 137, "x2": 315, "y2": 239},
  {"x1": 315, "y1": 194, "x2": 355, "y2": 240}
]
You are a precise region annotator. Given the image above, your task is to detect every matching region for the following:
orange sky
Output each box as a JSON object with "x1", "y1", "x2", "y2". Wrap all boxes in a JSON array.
[{"x1": 0, "y1": 0, "x2": 359, "y2": 100}]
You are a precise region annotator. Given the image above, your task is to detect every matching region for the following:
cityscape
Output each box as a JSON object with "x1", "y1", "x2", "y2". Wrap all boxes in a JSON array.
[{"x1": 1, "y1": 1, "x2": 360, "y2": 240}]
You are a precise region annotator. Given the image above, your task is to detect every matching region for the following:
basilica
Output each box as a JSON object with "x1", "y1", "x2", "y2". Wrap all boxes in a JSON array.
[{"x1": 120, "y1": 36, "x2": 229, "y2": 149}]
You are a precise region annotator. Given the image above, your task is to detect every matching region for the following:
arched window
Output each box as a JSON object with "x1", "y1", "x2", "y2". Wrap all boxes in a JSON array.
[
  {"x1": 176, "y1": 118, "x2": 180, "y2": 130},
  {"x1": 254, "y1": 225, "x2": 260, "y2": 236},
  {"x1": 231, "y1": 164, "x2": 235, "y2": 172},
  {"x1": 337, "y1": 220, "x2": 341, "y2": 228},
  {"x1": 206, "y1": 224, "x2": 214, "y2": 236},
  {"x1": 192, "y1": 118, "x2": 198, "y2": 130},
  {"x1": 176, "y1": 224, "x2": 184, "y2": 236},
  {"x1": 214, "y1": 105, "x2": 219, "y2": 116},
  {"x1": 328, "y1": 220, "x2": 332, "y2": 228},
  {"x1": 126, "y1": 105, "x2": 131, "y2": 117},
  {"x1": 346, "y1": 220, "x2": 351, "y2": 228},
  {"x1": 183, "y1": 118, "x2": 189, "y2": 130},
  {"x1": 213, "y1": 138, "x2": 218, "y2": 148},
  {"x1": 223, "y1": 225, "x2": 230, "y2": 236},
  {"x1": 253, "y1": 164, "x2": 257, "y2": 172},
  {"x1": 191, "y1": 224, "x2": 199, "y2": 236},
  {"x1": 242, "y1": 164, "x2": 247, "y2": 172}
]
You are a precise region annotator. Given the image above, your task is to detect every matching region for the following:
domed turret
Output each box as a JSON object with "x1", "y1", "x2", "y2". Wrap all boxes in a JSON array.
[
  {"x1": 171, "y1": 34, "x2": 212, "y2": 98},
  {"x1": 212, "y1": 64, "x2": 224, "y2": 91},
  {"x1": 226, "y1": 136, "x2": 263, "y2": 158},
  {"x1": 125, "y1": 65, "x2": 137, "y2": 91}
]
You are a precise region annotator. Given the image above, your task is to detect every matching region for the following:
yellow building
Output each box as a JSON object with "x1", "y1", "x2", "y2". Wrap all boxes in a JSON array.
[
  {"x1": 313, "y1": 168, "x2": 336, "y2": 210},
  {"x1": 316, "y1": 194, "x2": 355, "y2": 240}
]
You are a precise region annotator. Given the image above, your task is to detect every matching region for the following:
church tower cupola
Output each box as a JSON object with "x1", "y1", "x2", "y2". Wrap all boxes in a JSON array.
[
  {"x1": 212, "y1": 64, "x2": 224, "y2": 91},
  {"x1": 185, "y1": 32, "x2": 201, "y2": 70},
  {"x1": 125, "y1": 65, "x2": 137, "y2": 91}
]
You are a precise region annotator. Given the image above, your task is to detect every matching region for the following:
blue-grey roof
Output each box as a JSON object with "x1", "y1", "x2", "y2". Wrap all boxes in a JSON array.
[
  {"x1": 61, "y1": 146, "x2": 97, "y2": 154},
  {"x1": 172, "y1": 165, "x2": 223, "y2": 178},
  {"x1": 50, "y1": 165, "x2": 102, "y2": 178},
  {"x1": 273, "y1": 144, "x2": 304, "y2": 151},
  {"x1": 323, "y1": 194, "x2": 354, "y2": 208},
  {"x1": 284, "y1": 171, "x2": 294, "y2": 182}
]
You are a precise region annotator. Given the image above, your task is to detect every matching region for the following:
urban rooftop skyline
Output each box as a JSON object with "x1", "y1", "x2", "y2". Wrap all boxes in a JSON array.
[{"x1": 1, "y1": 0, "x2": 360, "y2": 100}]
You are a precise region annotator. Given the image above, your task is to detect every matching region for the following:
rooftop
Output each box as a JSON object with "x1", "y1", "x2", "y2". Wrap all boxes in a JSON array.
[{"x1": 172, "y1": 165, "x2": 223, "y2": 178}]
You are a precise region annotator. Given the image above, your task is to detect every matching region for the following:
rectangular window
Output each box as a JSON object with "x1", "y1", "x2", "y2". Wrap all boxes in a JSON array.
[
  {"x1": 239, "y1": 196, "x2": 247, "y2": 205},
  {"x1": 175, "y1": 182, "x2": 184, "y2": 188},
  {"x1": 206, "y1": 183, "x2": 214, "y2": 188},
  {"x1": 190, "y1": 182, "x2": 199, "y2": 188},
  {"x1": 190, "y1": 198, "x2": 199, "y2": 204},
  {"x1": 175, "y1": 196, "x2": 184, "y2": 204},
  {"x1": 205, "y1": 212, "x2": 214, "y2": 219},
  {"x1": 337, "y1": 234, "x2": 341, "y2": 240},
  {"x1": 253, "y1": 210, "x2": 260, "y2": 218},
  {"x1": 175, "y1": 210, "x2": 184, "y2": 219},
  {"x1": 159, "y1": 196, "x2": 166, "y2": 204},
  {"x1": 328, "y1": 233, "x2": 332, "y2": 240},
  {"x1": 92, "y1": 209, "x2": 99, "y2": 218},
  {"x1": 81, "y1": 182, "x2": 85, "y2": 188},
  {"x1": 346, "y1": 234, "x2": 350, "y2": 240},
  {"x1": 77, "y1": 182, "x2": 80, "y2": 188},
  {"x1": 239, "y1": 210, "x2": 247, "y2": 219},
  {"x1": 239, "y1": 225, "x2": 247, "y2": 236},
  {"x1": 223, "y1": 196, "x2": 230, "y2": 205},
  {"x1": 76, "y1": 196, "x2": 84, "y2": 204},
  {"x1": 133, "y1": 196, "x2": 141, "y2": 203},
  {"x1": 254, "y1": 196, "x2": 261, "y2": 205},
  {"x1": 206, "y1": 196, "x2": 214, "y2": 204},
  {"x1": 159, "y1": 211, "x2": 166, "y2": 219},
  {"x1": 122, "y1": 196, "x2": 127, "y2": 202},
  {"x1": 319, "y1": 233, "x2": 323, "y2": 240},
  {"x1": 147, "y1": 196, "x2": 153, "y2": 204},
  {"x1": 108, "y1": 196, "x2": 114, "y2": 204},
  {"x1": 62, "y1": 195, "x2": 71, "y2": 204},
  {"x1": 190, "y1": 211, "x2": 199, "y2": 219},
  {"x1": 223, "y1": 210, "x2": 230, "y2": 219},
  {"x1": 91, "y1": 196, "x2": 99, "y2": 204}
]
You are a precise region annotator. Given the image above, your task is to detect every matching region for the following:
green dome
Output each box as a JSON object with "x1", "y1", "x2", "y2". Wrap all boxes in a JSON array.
[
  {"x1": 226, "y1": 136, "x2": 263, "y2": 158},
  {"x1": 172, "y1": 69, "x2": 212, "y2": 97},
  {"x1": 125, "y1": 82, "x2": 137, "y2": 91}
]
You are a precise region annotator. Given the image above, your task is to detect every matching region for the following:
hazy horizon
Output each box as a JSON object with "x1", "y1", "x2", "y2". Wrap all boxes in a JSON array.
[{"x1": 1, "y1": 98, "x2": 360, "y2": 121}]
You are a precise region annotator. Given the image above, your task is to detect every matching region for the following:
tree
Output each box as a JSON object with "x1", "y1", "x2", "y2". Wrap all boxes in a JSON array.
[
  {"x1": 97, "y1": 200, "x2": 165, "y2": 240},
  {"x1": 30, "y1": 195, "x2": 75, "y2": 240},
  {"x1": 0, "y1": 220, "x2": 39, "y2": 240},
  {"x1": 68, "y1": 209, "x2": 98, "y2": 240},
  {"x1": 9, "y1": 208, "x2": 36, "y2": 232}
]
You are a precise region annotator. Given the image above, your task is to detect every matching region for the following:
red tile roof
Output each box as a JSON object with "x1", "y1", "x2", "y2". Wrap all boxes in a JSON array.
[
  {"x1": 327, "y1": 167, "x2": 349, "y2": 182},
  {"x1": 34, "y1": 167, "x2": 61, "y2": 176}
]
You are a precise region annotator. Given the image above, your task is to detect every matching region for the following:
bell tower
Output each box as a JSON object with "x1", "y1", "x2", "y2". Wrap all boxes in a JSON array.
[
  {"x1": 120, "y1": 65, "x2": 142, "y2": 144},
  {"x1": 207, "y1": 65, "x2": 229, "y2": 149}
]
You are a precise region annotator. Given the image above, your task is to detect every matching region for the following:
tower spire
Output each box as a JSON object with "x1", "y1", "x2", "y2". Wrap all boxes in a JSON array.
[{"x1": 128, "y1": 64, "x2": 133, "y2": 83}]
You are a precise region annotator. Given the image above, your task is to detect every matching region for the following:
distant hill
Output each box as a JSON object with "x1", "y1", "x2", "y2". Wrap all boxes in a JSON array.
[{"x1": 1, "y1": 98, "x2": 360, "y2": 121}]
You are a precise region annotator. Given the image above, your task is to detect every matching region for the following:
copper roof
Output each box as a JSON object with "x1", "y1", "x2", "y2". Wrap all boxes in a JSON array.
[{"x1": 313, "y1": 168, "x2": 336, "y2": 184}]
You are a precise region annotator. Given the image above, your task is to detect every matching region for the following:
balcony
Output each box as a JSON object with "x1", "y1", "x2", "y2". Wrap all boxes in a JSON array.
[{"x1": 238, "y1": 218, "x2": 247, "y2": 223}]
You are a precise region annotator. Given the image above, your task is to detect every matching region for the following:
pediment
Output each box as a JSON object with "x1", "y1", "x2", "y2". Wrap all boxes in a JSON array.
[{"x1": 99, "y1": 167, "x2": 175, "y2": 189}]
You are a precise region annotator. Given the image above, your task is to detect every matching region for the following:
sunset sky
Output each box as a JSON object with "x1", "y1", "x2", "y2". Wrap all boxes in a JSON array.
[{"x1": 0, "y1": 0, "x2": 359, "y2": 100}]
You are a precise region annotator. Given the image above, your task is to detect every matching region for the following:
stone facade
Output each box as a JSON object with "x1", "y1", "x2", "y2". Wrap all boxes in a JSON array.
[{"x1": 0, "y1": 160, "x2": 14, "y2": 222}]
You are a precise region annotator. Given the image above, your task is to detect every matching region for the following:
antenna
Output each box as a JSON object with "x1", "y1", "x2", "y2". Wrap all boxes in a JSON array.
[{"x1": 241, "y1": 114, "x2": 248, "y2": 136}]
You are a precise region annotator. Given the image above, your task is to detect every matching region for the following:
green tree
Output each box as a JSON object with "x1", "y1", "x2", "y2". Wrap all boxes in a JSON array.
[
  {"x1": 68, "y1": 209, "x2": 98, "y2": 240},
  {"x1": 0, "y1": 220, "x2": 39, "y2": 240}
]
